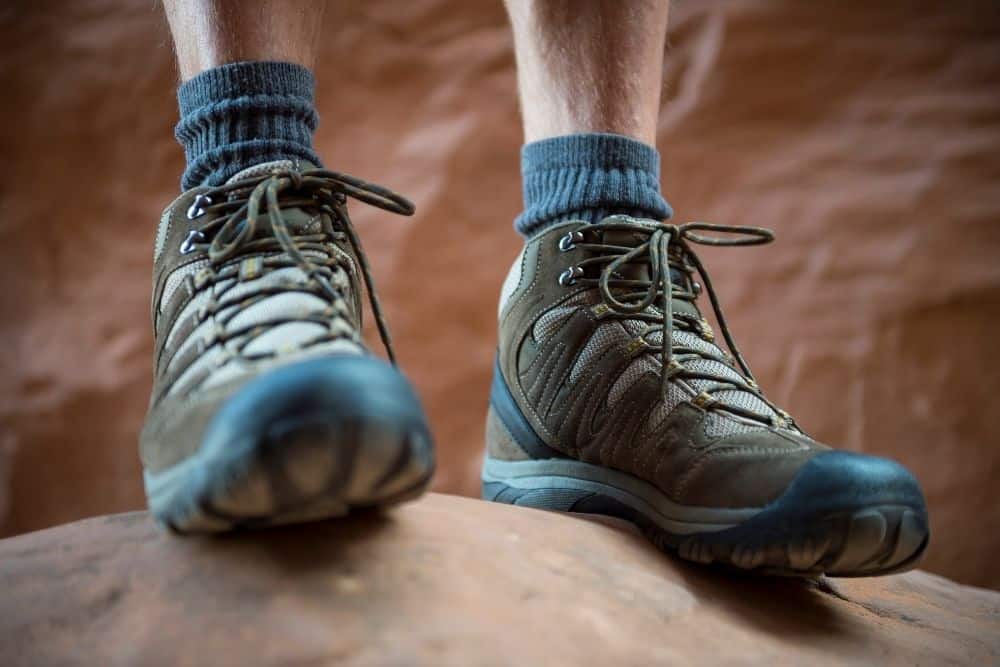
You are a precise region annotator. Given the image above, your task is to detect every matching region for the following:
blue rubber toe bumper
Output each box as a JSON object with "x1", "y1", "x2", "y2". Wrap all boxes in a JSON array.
[
  {"x1": 770, "y1": 450, "x2": 927, "y2": 517},
  {"x1": 202, "y1": 354, "x2": 431, "y2": 450}
]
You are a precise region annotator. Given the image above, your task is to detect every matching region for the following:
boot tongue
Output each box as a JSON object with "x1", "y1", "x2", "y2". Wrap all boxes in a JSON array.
[
  {"x1": 598, "y1": 216, "x2": 701, "y2": 319},
  {"x1": 225, "y1": 159, "x2": 318, "y2": 184},
  {"x1": 224, "y1": 160, "x2": 324, "y2": 237}
]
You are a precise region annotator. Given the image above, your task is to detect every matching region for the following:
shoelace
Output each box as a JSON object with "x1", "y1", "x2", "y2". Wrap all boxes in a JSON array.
[
  {"x1": 183, "y1": 168, "x2": 414, "y2": 364},
  {"x1": 562, "y1": 220, "x2": 793, "y2": 428}
]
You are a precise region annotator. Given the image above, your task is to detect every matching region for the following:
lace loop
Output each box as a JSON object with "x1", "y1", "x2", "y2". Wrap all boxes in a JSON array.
[{"x1": 675, "y1": 222, "x2": 774, "y2": 247}]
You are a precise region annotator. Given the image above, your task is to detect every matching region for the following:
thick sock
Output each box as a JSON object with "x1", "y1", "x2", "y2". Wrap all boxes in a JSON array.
[
  {"x1": 515, "y1": 133, "x2": 673, "y2": 237},
  {"x1": 175, "y1": 61, "x2": 321, "y2": 190}
]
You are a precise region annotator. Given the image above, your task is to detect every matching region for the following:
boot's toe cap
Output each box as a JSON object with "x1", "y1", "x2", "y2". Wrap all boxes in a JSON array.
[{"x1": 777, "y1": 450, "x2": 928, "y2": 515}]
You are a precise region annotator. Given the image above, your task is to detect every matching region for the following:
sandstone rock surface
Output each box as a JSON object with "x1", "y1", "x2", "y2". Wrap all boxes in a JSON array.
[{"x1": 2, "y1": 494, "x2": 997, "y2": 666}]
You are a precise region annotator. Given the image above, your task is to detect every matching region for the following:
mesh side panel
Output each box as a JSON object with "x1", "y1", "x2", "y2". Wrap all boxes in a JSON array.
[
  {"x1": 164, "y1": 260, "x2": 346, "y2": 385},
  {"x1": 217, "y1": 266, "x2": 309, "y2": 306},
  {"x1": 241, "y1": 321, "x2": 330, "y2": 356},
  {"x1": 683, "y1": 357, "x2": 745, "y2": 387},
  {"x1": 167, "y1": 311, "x2": 362, "y2": 396},
  {"x1": 169, "y1": 293, "x2": 333, "y2": 385},
  {"x1": 703, "y1": 414, "x2": 767, "y2": 439},
  {"x1": 197, "y1": 338, "x2": 364, "y2": 392},
  {"x1": 698, "y1": 389, "x2": 774, "y2": 438},
  {"x1": 163, "y1": 289, "x2": 209, "y2": 354},
  {"x1": 682, "y1": 359, "x2": 775, "y2": 419},
  {"x1": 191, "y1": 356, "x2": 252, "y2": 393},
  {"x1": 533, "y1": 307, "x2": 576, "y2": 342},
  {"x1": 533, "y1": 290, "x2": 595, "y2": 344},
  {"x1": 673, "y1": 330, "x2": 718, "y2": 355},
  {"x1": 156, "y1": 188, "x2": 366, "y2": 395},
  {"x1": 160, "y1": 259, "x2": 210, "y2": 314},
  {"x1": 168, "y1": 345, "x2": 227, "y2": 398},
  {"x1": 167, "y1": 310, "x2": 216, "y2": 372},
  {"x1": 620, "y1": 322, "x2": 719, "y2": 357},
  {"x1": 644, "y1": 383, "x2": 692, "y2": 432},
  {"x1": 608, "y1": 357, "x2": 657, "y2": 406},
  {"x1": 161, "y1": 248, "x2": 332, "y2": 338},
  {"x1": 211, "y1": 250, "x2": 332, "y2": 306},
  {"x1": 617, "y1": 314, "x2": 777, "y2": 439},
  {"x1": 570, "y1": 322, "x2": 630, "y2": 382},
  {"x1": 540, "y1": 296, "x2": 783, "y2": 440},
  {"x1": 679, "y1": 359, "x2": 775, "y2": 438},
  {"x1": 227, "y1": 292, "x2": 330, "y2": 332},
  {"x1": 713, "y1": 388, "x2": 775, "y2": 417},
  {"x1": 621, "y1": 319, "x2": 644, "y2": 336}
]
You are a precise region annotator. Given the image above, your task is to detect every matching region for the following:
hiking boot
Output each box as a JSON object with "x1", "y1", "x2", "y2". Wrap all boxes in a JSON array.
[
  {"x1": 483, "y1": 216, "x2": 928, "y2": 576},
  {"x1": 142, "y1": 161, "x2": 434, "y2": 533}
]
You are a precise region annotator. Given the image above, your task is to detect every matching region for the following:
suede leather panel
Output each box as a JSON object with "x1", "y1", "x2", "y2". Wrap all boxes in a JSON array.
[{"x1": 675, "y1": 437, "x2": 823, "y2": 508}]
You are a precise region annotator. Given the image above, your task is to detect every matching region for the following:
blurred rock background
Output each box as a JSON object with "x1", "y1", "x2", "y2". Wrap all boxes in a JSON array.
[{"x1": 0, "y1": 0, "x2": 997, "y2": 588}]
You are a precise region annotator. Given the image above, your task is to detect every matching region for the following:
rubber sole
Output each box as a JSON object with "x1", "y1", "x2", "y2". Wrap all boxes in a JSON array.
[
  {"x1": 144, "y1": 356, "x2": 435, "y2": 533},
  {"x1": 482, "y1": 455, "x2": 928, "y2": 577}
]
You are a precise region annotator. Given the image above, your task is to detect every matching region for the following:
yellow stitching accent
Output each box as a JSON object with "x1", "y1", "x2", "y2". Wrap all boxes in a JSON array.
[
  {"x1": 239, "y1": 257, "x2": 262, "y2": 281},
  {"x1": 691, "y1": 391, "x2": 716, "y2": 408},
  {"x1": 625, "y1": 339, "x2": 646, "y2": 357},
  {"x1": 194, "y1": 268, "x2": 214, "y2": 290},
  {"x1": 664, "y1": 359, "x2": 685, "y2": 378},
  {"x1": 699, "y1": 319, "x2": 715, "y2": 342}
]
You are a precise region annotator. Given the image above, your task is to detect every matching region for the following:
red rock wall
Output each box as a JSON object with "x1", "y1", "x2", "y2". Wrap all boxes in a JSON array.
[{"x1": 1, "y1": 1, "x2": 998, "y2": 588}]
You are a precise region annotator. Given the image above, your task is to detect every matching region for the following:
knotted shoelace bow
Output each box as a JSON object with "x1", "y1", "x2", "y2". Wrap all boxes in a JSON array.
[
  {"x1": 560, "y1": 220, "x2": 793, "y2": 428},
  {"x1": 182, "y1": 168, "x2": 414, "y2": 364}
]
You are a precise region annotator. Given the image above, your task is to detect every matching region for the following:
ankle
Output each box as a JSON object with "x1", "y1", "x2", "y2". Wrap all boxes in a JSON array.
[
  {"x1": 174, "y1": 61, "x2": 322, "y2": 190},
  {"x1": 514, "y1": 132, "x2": 672, "y2": 237}
]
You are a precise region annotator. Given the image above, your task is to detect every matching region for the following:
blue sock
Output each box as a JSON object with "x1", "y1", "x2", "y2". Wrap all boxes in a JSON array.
[
  {"x1": 175, "y1": 61, "x2": 322, "y2": 190},
  {"x1": 515, "y1": 133, "x2": 673, "y2": 237}
]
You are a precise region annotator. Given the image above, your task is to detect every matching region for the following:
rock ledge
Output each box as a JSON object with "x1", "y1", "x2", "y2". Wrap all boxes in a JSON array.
[{"x1": 2, "y1": 493, "x2": 997, "y2": 665}]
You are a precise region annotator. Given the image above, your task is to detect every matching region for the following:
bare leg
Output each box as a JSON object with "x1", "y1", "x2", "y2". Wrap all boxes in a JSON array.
[
  {"x1": 505, "y1": 0, "x2": 670, "y2": 144},
  {"x1": 164, "y1": 0, "x2": 326, "y2": 81}
]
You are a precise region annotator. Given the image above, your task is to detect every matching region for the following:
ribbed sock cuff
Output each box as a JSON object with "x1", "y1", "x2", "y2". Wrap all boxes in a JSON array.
[
  {"x1": 515, "y1": 133, "x2": 673, "y2": 237},
  {"x1": 175, "y1": 61, "x2": 322, "y2": 190}
]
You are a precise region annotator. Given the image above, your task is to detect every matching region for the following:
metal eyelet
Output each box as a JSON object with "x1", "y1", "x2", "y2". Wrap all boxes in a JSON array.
[
  {"x1": 558, "y1": 266, "x2": 584, "y2": 286},
  {"x1": 180, "y1": 229, "x2": 206, "y2": 254},
  {"x1": 558, "y1": 230, "x2": 584, "y2": 252},
  {"x1": 692, "y1": 281, "x2": 702, "y2": 295},
  {"x1": 186, "y1": 193, "x2": 213, "y2": 220}
]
